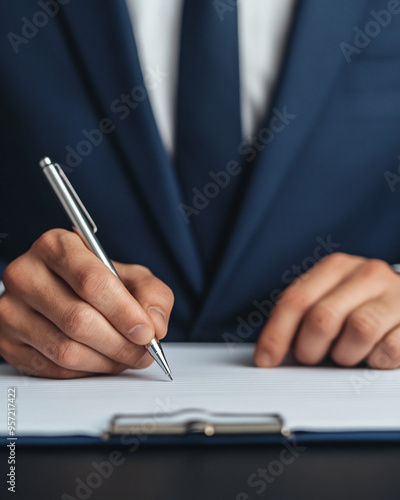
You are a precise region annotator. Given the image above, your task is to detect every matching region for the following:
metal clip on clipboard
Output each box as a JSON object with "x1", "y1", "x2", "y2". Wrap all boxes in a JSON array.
[{"x1": 103, "y1": 409, "x2": 291, "y2": 440}]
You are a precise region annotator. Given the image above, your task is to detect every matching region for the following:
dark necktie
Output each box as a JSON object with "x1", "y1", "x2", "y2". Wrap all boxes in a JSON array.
[{"x1": 175, "y1": 0, "x2": 242, "y2": 273}]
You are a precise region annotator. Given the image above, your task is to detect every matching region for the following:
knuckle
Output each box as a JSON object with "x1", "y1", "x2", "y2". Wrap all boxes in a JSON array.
[
  {"x1": 52, "y1": 339, "x2": 82, "y2": 370},
  {"x1": 61, "y1": 303, "x2": 94, "y2": 339},
  {"x1": 76, "y1": 267, "x2": 109, "y2": 299},
  {"x1": 304, "y1": 304, "x2": 338, "y2": 337},
  {"x1": 126, "y1": 265, "x2": 174, "y2": 308},
  {"x1": 279, "y1": 287, "x2": 310, "y2": 312},
  {"x1": 147, "y1": 279, "x2": 175, "y2": 309},
  {"x1": 347, "y1": 310, "x2": 379, "y2": 343},
  {"x1": 2, "y1": 258, "x2": 26, "y2": 292},
  {"x1": 361, "y1": 259, "x2": 391, "y2": 280},
  {"x1": 158, "y1": 282, "x2": 175, "y2": 305},
  {"x1": 133, "y1": 264, "x2": 153, "y2": 279},
  {"x1": 33, "y1": 229, "x2": 64, "y2": 262},
  {"x1": 108, "y1": 302, "x2": 136, "y2": 326},
  {"x1": 324, "y1": 252, "x2": 347, "y2": 265},
  {"x1": 33, "y1": 229, "x2": 83, "y2": 266},
  {"x1": 323, "y1": 252, "x2": 364, "y2": 269},
  {"x1": 133, "y1": 273, "x2": 175, "y2": 313}
]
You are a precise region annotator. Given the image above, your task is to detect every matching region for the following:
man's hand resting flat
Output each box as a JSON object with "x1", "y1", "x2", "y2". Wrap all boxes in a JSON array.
[
  {"x1": 0, "y1": 229, "x2": 174, "y2": 379},
  {"x1": 255, "y1": 253, "x2": 400, "y2": 370}
]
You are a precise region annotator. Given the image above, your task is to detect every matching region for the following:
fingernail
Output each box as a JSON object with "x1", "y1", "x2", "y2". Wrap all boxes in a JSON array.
[
  {"x1": 148, "y1": 307, "x2": 167, "y2": 333},
  {"x1": 255, "y1": 349, "x2": 273, "y2": 368},
  {"x1": 127, "y1": 324, "x2": 153, "y2": 343}
]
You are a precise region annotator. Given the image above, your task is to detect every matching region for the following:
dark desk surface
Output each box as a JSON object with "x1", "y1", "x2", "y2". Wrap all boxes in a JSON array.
[{"x1": 1, "y1": 441, "x2": 400, "y2": 500}]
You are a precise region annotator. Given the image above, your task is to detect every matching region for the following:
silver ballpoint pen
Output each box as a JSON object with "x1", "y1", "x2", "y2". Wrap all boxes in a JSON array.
[{"x1": 39, "y1": 157, "x2": 172, "y2": 380}]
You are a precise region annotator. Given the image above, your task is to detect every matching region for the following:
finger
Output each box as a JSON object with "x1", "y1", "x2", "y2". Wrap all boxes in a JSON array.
[
  {"x1": 294, "y1": 260, "x2": 394, "y2": 365},
  {"x1": 254, "y1": 253, "x2": 364, "y2": 367},
  {"x1": 367, "y1": 325, "x2": 400, "y2": 369},
  {"x1": 331, "y1": 292, "x2": 400, "y2": 366},
  {"x1": 31, "y1": 230, "x2": 155, "y2": 345},
  {"x1": 116, "y1": 263, "x2": 174, "y2": 340},
  {"x1": 0, "y1": 337, "x2": 91, "y2": 379},
  {"x1": 8, "y1": 265, "x2": 150, "y2": 370},
  {"x1": 0, "y1": 295, "x2": 131, "y2": 374}
]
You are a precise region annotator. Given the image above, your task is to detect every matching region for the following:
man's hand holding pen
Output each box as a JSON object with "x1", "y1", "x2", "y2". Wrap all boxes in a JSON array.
[{"x1": 0, "y1": 229, "x2": 174, "y2": 378}]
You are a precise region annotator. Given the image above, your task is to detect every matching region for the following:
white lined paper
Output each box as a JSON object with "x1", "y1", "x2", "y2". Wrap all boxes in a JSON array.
[{"x1": 1, "y1": 343, "x2": 399, "y2": 437}]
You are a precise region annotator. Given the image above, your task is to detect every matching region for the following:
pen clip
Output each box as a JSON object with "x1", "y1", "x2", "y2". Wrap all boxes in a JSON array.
[{"x1": 53, "y1": 162, "x2": 98, "y2": 234}]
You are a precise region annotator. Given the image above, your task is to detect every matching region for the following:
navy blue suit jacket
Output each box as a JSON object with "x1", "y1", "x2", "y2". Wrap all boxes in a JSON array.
[{"x1": 1, "y1": 0, "x2": 400, "y2": 342}]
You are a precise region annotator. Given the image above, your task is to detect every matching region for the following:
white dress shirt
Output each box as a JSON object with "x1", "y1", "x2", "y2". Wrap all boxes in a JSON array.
[{"x1": 125, "y1": 0, "x2": 297, "y2": 154}]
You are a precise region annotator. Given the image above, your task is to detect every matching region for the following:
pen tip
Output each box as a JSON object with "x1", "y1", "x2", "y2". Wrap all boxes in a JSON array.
[{"x1": 168, "y1": 373, "x2": 173, "y2": 381}]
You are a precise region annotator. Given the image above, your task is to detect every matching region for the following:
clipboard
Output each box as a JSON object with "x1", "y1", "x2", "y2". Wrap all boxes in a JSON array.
[{"x1": 1, "y1": 343, "x2": 400, "y2": 446}]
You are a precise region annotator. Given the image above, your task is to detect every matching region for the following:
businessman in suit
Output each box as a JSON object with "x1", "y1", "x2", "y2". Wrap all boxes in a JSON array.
[{"x1": 1, "y1": 0, "x2": 400, "y2": 378}]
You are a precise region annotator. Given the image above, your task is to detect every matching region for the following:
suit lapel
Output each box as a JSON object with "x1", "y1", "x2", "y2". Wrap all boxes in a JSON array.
[
  {"x1": 59, "y1": 0, "x2": 203, "y2": 292},
  {"x1": 192, "y1": 0, "x2": 370, "y2": 334}
]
